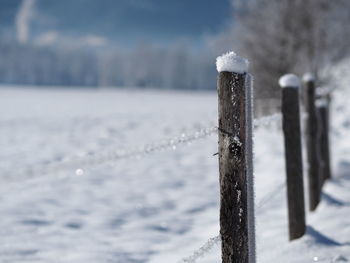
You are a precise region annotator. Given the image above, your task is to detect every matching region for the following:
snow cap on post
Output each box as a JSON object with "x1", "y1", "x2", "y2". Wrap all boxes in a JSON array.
[
  {"x1": 316, "y1": 87, "x2": 328, "y2": 97},
  {"x1": 216, "y1": 51, "x2": 249, "y2": 74},
  {"x1": 279, "y1": 74, "x2": 300, "y2": 88},
  {"x1": 315, "y1": 98, "x2": 328, "y2": 108},
  {"x1": 302, "y1": 72, "x2": 315, "y2": 83}
]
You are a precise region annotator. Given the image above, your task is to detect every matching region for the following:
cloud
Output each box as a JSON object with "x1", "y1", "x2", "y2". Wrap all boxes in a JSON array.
[
  {"x1": 82, "y1": 35, "x2": 108, "y2": 47},
  {"x1": 35, "y1": 30, "x2": 59, "y2": 46},
  {"x1": 15, "y1": 0, "x2": 36, "y2": 44}
]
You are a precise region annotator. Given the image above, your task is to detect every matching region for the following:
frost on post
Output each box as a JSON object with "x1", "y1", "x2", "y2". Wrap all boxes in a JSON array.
[
  {"x1": 217, "y1": 51, "x2": 255, "y2": 262},
  {"x1": 245, "y1": 72, "x2": 255, "y2": 262}
]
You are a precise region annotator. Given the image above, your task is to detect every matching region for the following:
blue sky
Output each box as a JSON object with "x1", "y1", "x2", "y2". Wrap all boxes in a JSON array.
[{"x1": 0, "y1": 0, "x2": 232, "y2": 47}]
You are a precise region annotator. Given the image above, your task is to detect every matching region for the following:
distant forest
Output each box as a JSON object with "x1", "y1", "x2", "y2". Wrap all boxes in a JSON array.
[
  {"x1": 1, "y1": 0, "x2": 350, "y2": 99},
  {"x1": 0, "y1": 41, "x2": 217, "y2": 90}
]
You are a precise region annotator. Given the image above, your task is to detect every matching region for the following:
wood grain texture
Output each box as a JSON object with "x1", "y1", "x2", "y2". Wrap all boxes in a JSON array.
[{"x1": 218, "y1": 71, "x2": 253, "y2": 263}]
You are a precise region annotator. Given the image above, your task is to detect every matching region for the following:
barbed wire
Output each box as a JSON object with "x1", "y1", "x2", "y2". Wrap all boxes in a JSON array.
[
  {"x1": 178, "y1": 180, "x2": 286, "y2": 263},
  {"x1": 256, "y1": 181, "x2": 286, "y2": 210},
  {"x1": 254, "y1": 113, "x2": 281, "y2": 128},
  {"x1": 10, "y1": 112, "x2": 283, "y2": 183},
  {"x1": 178, "y1": 235, "x2": 221, "y2": 263},
  {"x1": 13, "y1": 125, "x2": 218, "y2": 182}
]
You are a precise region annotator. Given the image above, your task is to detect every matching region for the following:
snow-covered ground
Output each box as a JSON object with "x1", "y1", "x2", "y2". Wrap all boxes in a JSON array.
[{"x1": 0, "y1": 72, "x2": 349, "y2": 262}]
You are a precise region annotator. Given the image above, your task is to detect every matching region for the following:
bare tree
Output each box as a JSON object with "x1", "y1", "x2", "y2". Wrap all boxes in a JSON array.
[{"x1": 231, "y1": 0, "x2": 350, "y2": 98}]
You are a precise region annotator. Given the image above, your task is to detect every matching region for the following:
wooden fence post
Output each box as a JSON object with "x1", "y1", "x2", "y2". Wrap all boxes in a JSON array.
[
  {"x1": 316, "y1": 97, "x2": 332, "y2": 183},
  {"x1": 303, "y1": 73, "x2": 321, "y2": 211},
  {"x1": 279, "y1": 74, "x2": 306, "y2": 240},
  {"x1": 217, "y1": 52, "x2": 255, "y2": 263},
  {"x1": 325, "y1": 91, "x2": 332, "y2": 180}
]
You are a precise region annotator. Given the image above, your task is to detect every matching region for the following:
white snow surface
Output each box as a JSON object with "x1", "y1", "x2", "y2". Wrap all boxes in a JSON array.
[
  {"x1": 1, "y1": 68, "x2": 350, "y2": 263},
  {"x1": 279, "y1": 74, "x2": 300, "y2": 88},
  {"x1": 303, "y1": 72, "x2": 316, "y2": 83},
  {"x1": 216, "y1": 51, "x2": 249, "y2": 73}
]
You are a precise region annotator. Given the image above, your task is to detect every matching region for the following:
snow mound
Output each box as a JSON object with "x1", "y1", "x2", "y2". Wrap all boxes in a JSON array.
[
  {"x1": 216, "y1": 51, "x2": 249, "y2": 73},
  {"x1": 303, "y1": 72, "x2": 315, "y2": 83},
  {"x1": 278, "y1": 74, "x2": 300, "y2": 88}
]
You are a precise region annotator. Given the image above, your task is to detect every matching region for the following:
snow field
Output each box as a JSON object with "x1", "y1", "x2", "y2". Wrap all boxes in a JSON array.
[{"x1": 0, "y1": 75, "x2": 349, "y2": 262}]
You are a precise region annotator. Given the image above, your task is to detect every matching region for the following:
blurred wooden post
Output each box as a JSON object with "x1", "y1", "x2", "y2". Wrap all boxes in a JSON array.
[
  {"x1": 303, "y1": 73, "x2": 321, "y2": 211},
  {"x1": 279, "y1": 74, "x2": 306, "y2": 240},
  {"x1": 217, "y1": 63, "x2": 255, "y2": 262},
  {"x1": 316, "y1": 96, "x2": 332, "y2": 183},
  {"x1": 325, "y1": 92, "x2": 332, "y2": 180}
]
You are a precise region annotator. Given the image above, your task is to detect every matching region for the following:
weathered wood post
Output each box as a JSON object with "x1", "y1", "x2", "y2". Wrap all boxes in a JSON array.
[
  {"x1": 316, "y1": 96, "x2": 332, "y2": 183},
  {"x1": 325, "y1": 91, "x2": 332, "y2": 180},
  {"x1": 303, "y1": 73, "x2": 321, "y2": 211},
  {"x1": 216, "y1": 52, "x2": 255, "y2": 263},
  {"x1": 279, "y1": 74, "x2": 306, "y2": 240}
]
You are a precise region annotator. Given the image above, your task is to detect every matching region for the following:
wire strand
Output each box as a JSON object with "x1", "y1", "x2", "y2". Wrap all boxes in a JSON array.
[
  {"x1": 13, "y1": 125, "x2": 218, "y2": 182},
  {"x1": 178, "y1": 235, "x2": 221, "y2": 263},
  {"x1": 12, "y1": 113, "x2": 283, "y2": 182},
  {"x1": 254, "y1": 113, "x2": 281, "y2": 128},
  {"x1": 178, "y1": 180, "x2": 287, "y2": 263}
]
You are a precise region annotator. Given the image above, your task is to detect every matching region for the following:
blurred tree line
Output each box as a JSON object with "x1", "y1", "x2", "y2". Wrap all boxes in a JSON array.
[
  {"x1": 0, "y1": 40, "x2": 217, "y2": 90},
  {"x1": 0, "y1": 0, "x2": 349, "y2": 95}
]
